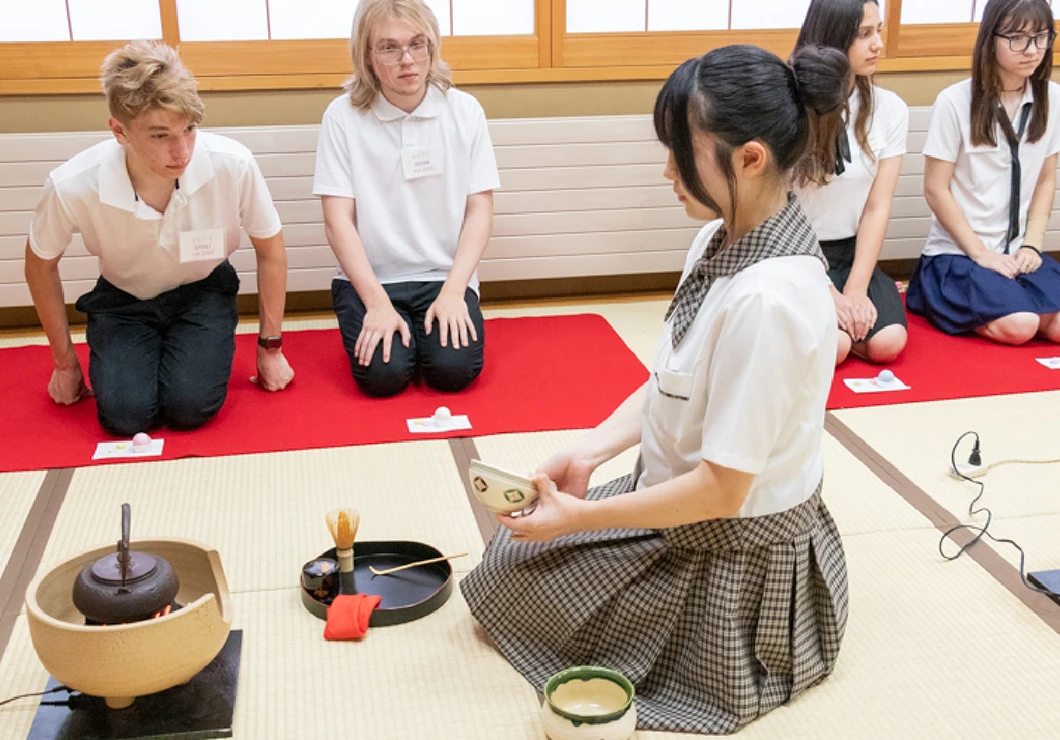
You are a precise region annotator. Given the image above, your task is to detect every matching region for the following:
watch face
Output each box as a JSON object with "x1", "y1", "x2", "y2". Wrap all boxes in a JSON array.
[{"x1": 260, "y1": 335, "x2": 282, "y2": 350}]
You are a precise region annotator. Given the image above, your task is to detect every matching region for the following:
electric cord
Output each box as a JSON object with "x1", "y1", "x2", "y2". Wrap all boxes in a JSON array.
[
  {"x1": 39, "y1": 693, "x2": 95, "y2": 710},
  {"x1": 969, "y1": 456, "x2": 1060, "y2": 474},
  {"x1": 0, "y1": 684, "x2": 70, "y2": 708},
  {"x1": 940, "y1": 431, "x2": 1060, "y2": 599}
]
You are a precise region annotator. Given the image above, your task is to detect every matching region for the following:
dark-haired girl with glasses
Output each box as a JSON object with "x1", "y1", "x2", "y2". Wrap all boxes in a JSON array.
[
  {"x1": 795, "y1": 0, "x2": 909, "y2": 365},
  {"x1": 463, "y1": 44, "x2": 850, "y2": 735},
  {"x1": 907, "y1": 0, "x2": 1060, "y2": 344}
]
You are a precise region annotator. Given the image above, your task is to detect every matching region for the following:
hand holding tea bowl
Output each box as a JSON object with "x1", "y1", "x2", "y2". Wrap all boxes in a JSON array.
[{"x1": 500, "y1": 474, "x2": 588, "y2": 543}]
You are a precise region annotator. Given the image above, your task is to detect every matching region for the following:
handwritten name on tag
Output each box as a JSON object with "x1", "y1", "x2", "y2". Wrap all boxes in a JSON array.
[
  {"x1": 179, "y1": 228, "x2": 226, "y2": 263},
  {"x1": 401, "y1": 146, "x2": 444, "y2": 180}
]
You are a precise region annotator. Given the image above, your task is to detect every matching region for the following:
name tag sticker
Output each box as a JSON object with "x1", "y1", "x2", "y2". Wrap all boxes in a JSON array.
[
  {"x1": 178, "y1": 228, "x2": 226, "y2": 263},
  {"x1": 401, "y1": 146, "x2": 444, "y2": 180}
]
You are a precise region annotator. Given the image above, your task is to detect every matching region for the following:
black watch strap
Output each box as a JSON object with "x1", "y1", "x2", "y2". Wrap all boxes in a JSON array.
[
  {"x1": 1020, "y1": 245, "x2": 1043, "y2": 257},
  {"x1": 258, "y1": 335, "x2": 283, "y2": 350}
]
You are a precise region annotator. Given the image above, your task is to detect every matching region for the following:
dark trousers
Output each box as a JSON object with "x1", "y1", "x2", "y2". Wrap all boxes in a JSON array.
[
  {"x1": 75, "y1": 262, "x2": 240, "y2": 436},
  {"x1": 332, "y1": 279, "x2": 485, "y2": 397}
]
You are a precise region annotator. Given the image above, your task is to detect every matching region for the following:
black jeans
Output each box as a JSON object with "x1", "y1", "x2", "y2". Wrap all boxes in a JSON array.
[
  {"x1": 75, "y1": 262, "x2": 240, "y2": 436},
  {"x1": 332, "y1": 279, "x2": 485, "y2": 397}
]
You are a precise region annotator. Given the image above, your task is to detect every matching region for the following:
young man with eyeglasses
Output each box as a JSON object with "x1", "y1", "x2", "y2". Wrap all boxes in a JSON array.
[{"x1": 313, "y1": 0, "x2": 499, "y2": 397}]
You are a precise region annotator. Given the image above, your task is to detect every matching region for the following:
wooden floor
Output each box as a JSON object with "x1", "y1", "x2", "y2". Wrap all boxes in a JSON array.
[{"x1": 2, "y1": 295, "x2": 1060, "y2": 739}]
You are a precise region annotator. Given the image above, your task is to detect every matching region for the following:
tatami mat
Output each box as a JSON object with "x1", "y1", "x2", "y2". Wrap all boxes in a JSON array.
[
  {"x1": 227, "y1": 584, "x2": 541, "y2": 740},
  {"x1": 0, "y1": 472, "x2": 45, "y2": 576},
  {"x1": 971, "y1": 514, "x2": 1060, "y2": 576},
  {"x1": 835, "y1": 392, "x2": 1060, "y2": 519},
  {"x1": 820, "y1": 433, "x2": 933, "y2": 537},
  {"x1": 32, "y1": 441, "x2": 484, "y2": 597},
  {"x1": 640, "y1": 526, "x2": 1060, "y2": 740},
  {"x1": 484, "y1": 298, "x2": 667, "y2": 367},
  {"x1": 0, "y1": 336, "x2": 50, "y2": 349},
  {"x1": 836, "y1": 392, "x2": 1060, "y2": 576},
  {"x1": 0, "y1": 617, "x2": 43, "y2": 739},
  {"x1": 0, "y1": 584, "x2": 543, "y2": 740}
]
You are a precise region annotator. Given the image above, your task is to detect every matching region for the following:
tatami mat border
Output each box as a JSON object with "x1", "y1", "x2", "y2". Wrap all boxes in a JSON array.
[
  {"x1": 448, "y1": 437, "x2": 499, "y2": 544},
  {"x1": 0, "y1": 468, "x2": 71, "y2": 660},
  {"x1": 826, "y1": 412, "x2": 1060, "y2": 634}
]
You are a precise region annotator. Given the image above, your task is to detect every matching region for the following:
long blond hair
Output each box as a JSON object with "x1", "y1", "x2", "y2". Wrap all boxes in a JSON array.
[
  {"x1": 100, "y1": 41, "x2": 205, "y2": 125},
  {"x1": 345, "y1": 0, "x2": 453, "y2": 111}
]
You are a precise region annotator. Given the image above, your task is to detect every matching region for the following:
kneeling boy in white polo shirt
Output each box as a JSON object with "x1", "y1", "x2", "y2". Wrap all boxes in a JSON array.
[
  {"x1": 24, "y1": 41, "x2": 294, "y2": 437},
  {"x1": 313, "y1": 0, "x2": 500, "y2": 397}
]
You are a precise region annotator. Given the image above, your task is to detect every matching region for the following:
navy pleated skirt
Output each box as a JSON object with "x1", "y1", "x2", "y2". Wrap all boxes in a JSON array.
[{"x1": 906, "y1": 252, "x2": 1060, "y2": 335}]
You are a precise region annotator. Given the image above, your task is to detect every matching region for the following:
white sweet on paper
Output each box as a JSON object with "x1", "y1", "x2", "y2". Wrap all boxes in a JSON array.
[
  {"x1": 877, "y1": 369, "x2": 895, "y2": 383},
  {"x1": 132, "y1": 432, "x2": 152, "y2": 452},
  {"x1": 434, "y1": 406, "x2": 452, "y2": 421}
]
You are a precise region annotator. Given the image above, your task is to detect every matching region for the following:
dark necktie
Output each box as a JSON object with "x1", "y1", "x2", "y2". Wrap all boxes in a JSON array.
[
  {"x1": 998, "y1": 101, "x2": 1032, "y2": 254},
  {"x1": 834, "y1": 121, "x2": 852, "y2": 177}
]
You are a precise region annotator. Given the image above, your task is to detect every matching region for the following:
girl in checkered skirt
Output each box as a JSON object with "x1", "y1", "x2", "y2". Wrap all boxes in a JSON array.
[{"x1": 462, "y1": 44, "x2": 851, "y2": 735}]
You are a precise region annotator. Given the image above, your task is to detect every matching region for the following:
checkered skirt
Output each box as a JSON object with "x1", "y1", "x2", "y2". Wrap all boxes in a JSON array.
[{"x1": 460, "y1": 474, "x2": 848, "y2": 734}]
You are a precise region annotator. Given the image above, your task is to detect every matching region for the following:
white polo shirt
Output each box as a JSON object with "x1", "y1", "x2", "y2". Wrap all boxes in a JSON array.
[
  {"x1": 922, "y1": 78, "x2": 1060, "y2": 257},
  {"x1": 312, "y1": 84, "x2": 500, "y2": 293},
  {"x1": 797, "y1": 86, "x2": 909, "y2": 241},
  {"x1": 638, "y1": 221, "x2": 837, "y2": 518},
  {"x1": 29, "y1": 131, "x2": 281, "y2": 301}
]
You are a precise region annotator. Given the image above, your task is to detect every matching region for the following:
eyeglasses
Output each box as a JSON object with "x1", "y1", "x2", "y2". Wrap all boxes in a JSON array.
[
  {"x1": 371, "y1": 41, "x2": 430, "y2": 66},
  {"x1": 995, "y1": 31, "x2": 1057, "y2": 52}
]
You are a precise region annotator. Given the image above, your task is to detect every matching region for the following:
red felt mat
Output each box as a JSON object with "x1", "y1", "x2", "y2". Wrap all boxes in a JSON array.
[
  {"x1": 828, "y1": 310, "x2": 1060, "y2": 410},
  {"x1": 0, "y1": 315, "x2": 648, "y2": 473}
]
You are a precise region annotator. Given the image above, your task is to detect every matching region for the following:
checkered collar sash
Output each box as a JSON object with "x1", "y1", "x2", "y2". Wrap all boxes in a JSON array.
[{"x1": 664, "y1": 194, "x2": 826, "y2": 349}]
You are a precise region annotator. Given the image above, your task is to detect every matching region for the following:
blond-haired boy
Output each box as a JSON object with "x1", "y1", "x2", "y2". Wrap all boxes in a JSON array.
[{"x1": 25, "y1": 41, "x2": 294, "y2": 436}]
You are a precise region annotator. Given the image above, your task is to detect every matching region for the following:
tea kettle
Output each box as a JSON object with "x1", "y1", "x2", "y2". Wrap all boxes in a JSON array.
[{"x1": 72, "y1": 503, "x2": 180, "y2": 624}]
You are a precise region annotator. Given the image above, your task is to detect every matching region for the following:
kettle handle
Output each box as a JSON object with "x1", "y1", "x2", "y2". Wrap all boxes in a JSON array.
[{"x1": 118, "y1": 502, "x2": 131, "y2": 588}]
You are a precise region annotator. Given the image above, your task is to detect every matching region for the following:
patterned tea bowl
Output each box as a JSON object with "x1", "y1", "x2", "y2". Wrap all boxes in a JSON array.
[{"x1": 541, "y1": 666, "x2": 637, "y2": 740}]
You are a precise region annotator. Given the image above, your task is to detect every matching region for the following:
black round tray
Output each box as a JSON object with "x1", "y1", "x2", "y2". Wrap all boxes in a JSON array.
[{"x1": 300, "y1": 541, "x2": 453, "y2": 627}]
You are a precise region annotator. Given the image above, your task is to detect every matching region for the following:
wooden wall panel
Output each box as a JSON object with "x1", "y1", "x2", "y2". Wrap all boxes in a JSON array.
[{"x1": 2, "y1": 106, "x2": 1053, "y2": 307}]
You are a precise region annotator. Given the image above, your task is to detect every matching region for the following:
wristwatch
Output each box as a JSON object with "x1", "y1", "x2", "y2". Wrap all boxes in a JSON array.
[{"x1": 258, "y1": 335, "x2": 283, "y2": 350}]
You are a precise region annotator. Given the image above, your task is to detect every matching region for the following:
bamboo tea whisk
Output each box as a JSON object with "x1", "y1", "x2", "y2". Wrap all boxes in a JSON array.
[{"x1": 325, "y1": 508, "x2": 361, "y2": 574}]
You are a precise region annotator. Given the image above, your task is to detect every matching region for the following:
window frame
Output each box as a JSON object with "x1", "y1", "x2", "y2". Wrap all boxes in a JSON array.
[
  {"x1": 0, "y1": 0, "x2": 1053, "y2": 94},
  {"x1": 548, "y1": 0, "x2": 971, "y2": 74},
  {"x1": 0, "y1": 0, "x2": 552, "y2": 92}
]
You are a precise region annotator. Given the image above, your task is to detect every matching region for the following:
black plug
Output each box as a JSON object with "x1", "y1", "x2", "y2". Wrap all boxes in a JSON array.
[
  {"x1": 41, "y1": 693, "x2": 93, "y2": 711},
  {"x1": 969, "y1": 439, "x2": 982, "y2": 467}
]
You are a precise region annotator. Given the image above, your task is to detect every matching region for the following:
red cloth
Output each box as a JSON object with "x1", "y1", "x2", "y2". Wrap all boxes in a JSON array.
[
  {"x1": 324, "y1": 594, "x2": 382, "y2": 640},
  {"x1": 828, "y1": 310, "x2": 1060, "y2": 410},
  {"x1": 0, "y1": 315, "x2": 648, "y2": 473}
]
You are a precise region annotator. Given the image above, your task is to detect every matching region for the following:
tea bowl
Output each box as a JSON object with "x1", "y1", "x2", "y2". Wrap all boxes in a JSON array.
[{"x1": 541, "y1": 665, "x2": 637, "y2": 740}]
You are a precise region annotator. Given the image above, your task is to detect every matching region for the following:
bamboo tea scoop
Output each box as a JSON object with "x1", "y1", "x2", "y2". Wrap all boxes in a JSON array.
[{"x1": 369, "y1": 552, "x2": 468, "y2": 576}]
